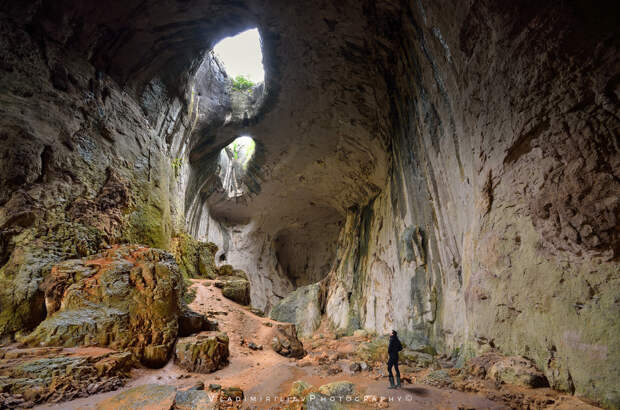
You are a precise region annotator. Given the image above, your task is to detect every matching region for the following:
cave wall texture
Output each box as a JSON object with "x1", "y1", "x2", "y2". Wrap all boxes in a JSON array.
[{"x1": 0, "y1": 0, "x2": 618, "y2": 407}]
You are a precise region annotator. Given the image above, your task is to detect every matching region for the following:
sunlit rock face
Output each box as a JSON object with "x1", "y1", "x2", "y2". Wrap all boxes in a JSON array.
[{"x1": 0, "y1": 0, "x2": 618, "y2": 407}]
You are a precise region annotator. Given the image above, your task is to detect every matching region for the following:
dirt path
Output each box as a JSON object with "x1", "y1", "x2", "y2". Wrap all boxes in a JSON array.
[{"x1": 35, "y1": 280, "x2": 507, "y2": 409}]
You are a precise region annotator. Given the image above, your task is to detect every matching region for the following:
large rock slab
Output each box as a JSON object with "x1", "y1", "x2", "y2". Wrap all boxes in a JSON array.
[
  {"x1": 174, "y1": 332, "x2": 229, "y2": 373},
  {"x1": 97, "y1": 384, "x2": 177, "y2": 410},
  {"x1": 0, "y1": 346, "x2": 133, "y2": 408},
  {"x1": 20, "y1": 245, "x2": 184, "y2": 367},
  {"x1": 174, "y1": 389, "x2": 217, "y2": 410},
  {"x1": 270, "y1": 283, "x2": 323, "y2": 337}
]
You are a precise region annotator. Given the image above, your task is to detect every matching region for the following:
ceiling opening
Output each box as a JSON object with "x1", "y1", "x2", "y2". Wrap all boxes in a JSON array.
[
  {"x1": 213, "y1": 28, "x2": 264, "y2": 84},
  {"x1": 218, "y1": 136, "x2": 256, "y2": 198}
]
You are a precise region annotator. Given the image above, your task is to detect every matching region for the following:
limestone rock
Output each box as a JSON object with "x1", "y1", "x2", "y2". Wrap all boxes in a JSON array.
[
  {"x1": 305, "y1": 393, "x2": 346, "y2": 410},
  {"x1": 318, "y1": 381, "x2": 354, "y2": 397},
  {"x1": 289, "y1": 380, "x2": 313, "y2": 397},
  {"x1": 270, "y1": 323, "x2": 305, "y2": 358},
  {"x1": 0, "y1": 246, "x2": 52, "y2": 343},
  {"x1": 465, "y1": 352, "x2": 505, "y2": 378},
  {"x1": 356, "y1": 336, "x2": 388, "y2": 363},
  {"x1": 399, "y1": 349, "x2": 434, "y2": 367},
  {"x1": 221, "y1": 278, "x2": 250, "y2": 305},
  {"x1": 97, "y1": 384, "x2": 177, "y2": 410},
  {"x1": 422, "y1": 370, "x2": 454, "y2": 388},
  {"x1": 0, "y1": 346, "x2": 132, "y2": 407},
  {"x1": 174, "y1": 389, "x2": 217, "y2": 410},
  {"x1": 20, "y1": 246, "x2": 184, "y2": 368},
  {"x1": 270, "y1": 283, "x2": 323, "y2": 337},
  {"x1": 172, "y1": 233, "x2": 219, "y2": 279},
  {"x1": 488, "y1": 356, "x2": 549, "y2": 388},
  {"x1": 1, "y1": 1, "x2": 618, "y2": 408},
  {"x1": 174, "y1": 332, "x2": 229, "y2": 373},
  {"x1": 179, "y1": 308, "x2": 218, "y2": 337},
  {"x1": 217, "y1": 264, "x2": 247, "y2": 280},
  {"x1": 219, "y1": 386, "x2": 244, "y2": 401}
]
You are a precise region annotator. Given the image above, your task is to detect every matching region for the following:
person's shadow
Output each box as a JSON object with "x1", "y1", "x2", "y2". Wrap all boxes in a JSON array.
[{"x1": 399, "y1": 386, "x2": 429, "y2": 396}]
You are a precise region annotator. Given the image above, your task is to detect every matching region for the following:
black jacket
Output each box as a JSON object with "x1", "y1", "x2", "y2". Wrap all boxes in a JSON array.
[{"x1": 388, "y1": 335, "x2": 403, "y2": 358}]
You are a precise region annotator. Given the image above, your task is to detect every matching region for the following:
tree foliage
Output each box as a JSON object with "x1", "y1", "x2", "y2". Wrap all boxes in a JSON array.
[{"x1": 231, "y1": 75, "x2": 255, "y2": 91}]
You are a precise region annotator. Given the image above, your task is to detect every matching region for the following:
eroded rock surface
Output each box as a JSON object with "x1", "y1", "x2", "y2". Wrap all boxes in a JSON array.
[
  {"x1": 172, "y1": 233, "x2": 219, "y2": 279},
  {"x1": 0, "y1": 0, "x2": 617, "y2": 407},
  {"x1": 0, "y1": 346, "x2": 133, "y2": 408},
  {"x1": 270, "y1": 323, "x2": 305, "y2": 359},
  {"x1": 20, "y1": 245, "x2": 184, "y2": 367},
  {"x1": 174, "y1": 332, "x2": 230, "y2": 373},
  {"x1": 270, "y1": 282, "x2": 324, "y2": 337}
]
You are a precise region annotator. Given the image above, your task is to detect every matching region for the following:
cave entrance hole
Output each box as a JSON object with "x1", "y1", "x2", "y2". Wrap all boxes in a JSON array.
[
  {"x1": 213, "y1": 28, "x2": 264, "y2": 85},
  {"x1": 218, "y1": 136, "x2": 256, "y2": 198}
]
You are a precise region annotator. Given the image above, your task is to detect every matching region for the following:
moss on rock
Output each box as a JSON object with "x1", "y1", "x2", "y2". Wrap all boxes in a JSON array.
[
  {"x1": 221, "y1": 279, "x2": 250, "y2": 305},
  {"x1": 19, "y1": 245, "x2": 184, "y2": 368},
  {"x1": 171, "y1": 233, "x2": 218, "y2": 279},
  {"x1": 174, "y1": 332, "x2": 229, "y2": 373}
]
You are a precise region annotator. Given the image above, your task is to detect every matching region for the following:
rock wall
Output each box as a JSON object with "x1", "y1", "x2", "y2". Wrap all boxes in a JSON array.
[
  {"x1": 325, "y1": 0, "x2": 619, "y2": 407},
  {"x1": 0, "y1": 0, "x2": 618, "y2": 407},
  {"x1": 0, "y1": 12, "x2": 200, "y2": 342}
]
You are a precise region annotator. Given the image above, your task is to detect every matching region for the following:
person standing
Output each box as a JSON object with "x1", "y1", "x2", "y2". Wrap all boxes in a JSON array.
[{"x1": 387, "y1": 330, "x2": 403, "y2": 389}]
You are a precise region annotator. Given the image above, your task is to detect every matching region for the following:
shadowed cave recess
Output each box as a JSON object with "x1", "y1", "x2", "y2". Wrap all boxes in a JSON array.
[{"x1": 0, "y1": 0, "x2": 618, "y2": 408}]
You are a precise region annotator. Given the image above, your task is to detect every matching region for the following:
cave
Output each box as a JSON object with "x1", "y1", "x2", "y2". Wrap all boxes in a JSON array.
[{"x1": 0, "y1": 0, "x2": 618, "y2": 408}]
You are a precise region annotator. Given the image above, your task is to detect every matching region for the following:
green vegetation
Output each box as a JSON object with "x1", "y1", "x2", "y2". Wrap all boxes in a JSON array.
[
  {"x1": 231, "y1": 75, "x2": 255, "y2": 91},
  {"x1": 229, "y1": 138, "x2": 256, "y2": 169},
  {"x1": 171, "y1": 157, "x2": 183, "y2": 178},
  {"x1": 232, "y1": 142, "x2": 240, "y2": 159},
  {"x1": 183, "y1": 280, "x2": 197, "y2": 304}
]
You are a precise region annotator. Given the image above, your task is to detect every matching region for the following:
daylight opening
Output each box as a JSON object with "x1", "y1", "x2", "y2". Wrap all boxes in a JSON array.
[
  {"x1": 213, "y1": 28, "x2": 264, "y2": 85},
  {"x1": 218, "y1": 136, "x2": 256, "y2": 198}
]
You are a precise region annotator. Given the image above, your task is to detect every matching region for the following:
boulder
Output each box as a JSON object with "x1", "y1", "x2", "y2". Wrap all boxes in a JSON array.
[
  {"x1": 221, "y1": 279, "x2": 250, "y2": 305},
  {"x1": 270, "y1": 323, "x2": 305, "y2": 358},
  {"x1": 171, "y1": 233, "x2": 219, "y2": 279},
  {"x1": 356, "y1": 336, "x2": 388, "y2": 362},
  {"x1": 289, "y1": 380, "x2": 313, "y2": 397},
  {"x1": 465, "y1": 352, "x2": 505, "y2": 378},
  {"x1": 400, "y1": 349, "x2": 434, "y2": 367},
  {"x1": 318, "y1": 381, "x2": 354, "y2": 397},
  {"x1": 488, "y1": 356, "x2": 549, "y2": 388},
  {"x1": 178, "y1": 308, "x2": 218, "y2": 337},
  {"x1": 219, "y1": 386, "x2": 244, "y2": 401},
  {"x1": 217, "y1": 265, "x2": 247, "y2": 279},
  {"x1": 270, "y1": 283, "x2": 322, "y2": 337},
  {"x1": 174, "y1": 332, "x2": 229, "y2": 373},
  {"x1": 20, "y1": 245, "x2": 184, "y2": 367},
  {"x1": 97, "y1": 384, "x2": 177, "y2": 410}
]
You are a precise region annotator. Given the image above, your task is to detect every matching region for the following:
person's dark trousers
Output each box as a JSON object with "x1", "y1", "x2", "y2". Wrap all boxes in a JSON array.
[{"x1": 387, "y1": 354, "x2": 401, "y2": 388}]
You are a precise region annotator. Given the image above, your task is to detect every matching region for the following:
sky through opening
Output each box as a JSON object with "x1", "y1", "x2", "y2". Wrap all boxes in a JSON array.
[{"x1": 213, "y1": 29, "x2": 264, "y2": 83}]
